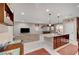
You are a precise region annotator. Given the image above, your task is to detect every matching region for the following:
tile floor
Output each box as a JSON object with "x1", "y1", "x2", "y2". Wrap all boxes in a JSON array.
[
  {"x1": 26, "y1": 48, "x2": 50, "y2": 55},
  {"x1": 23, "y1": 40, "x2": 78, "y2": 55},
  {"x1": 24, "y1": 40, "x2": 59, "y2": 55}
]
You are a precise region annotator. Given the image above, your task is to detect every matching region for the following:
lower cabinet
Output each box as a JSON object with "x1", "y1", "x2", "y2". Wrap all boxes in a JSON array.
[{"x1": 53, "y1": 34, "x2": 69, "y2": 49}]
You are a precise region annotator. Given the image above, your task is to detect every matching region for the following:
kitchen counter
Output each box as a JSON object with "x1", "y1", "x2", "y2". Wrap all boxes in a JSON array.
[{"x1": 41, "y1": 33, "x2": 61, "y2": 38}]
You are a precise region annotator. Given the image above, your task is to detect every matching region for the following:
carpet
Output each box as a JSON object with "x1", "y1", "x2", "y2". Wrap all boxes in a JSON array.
[
  {"x1": 57, "y1": 44, "x2": 78, "y2": 55},
  {"x1": 26, "y1": 48, "x2": 50, "y2": 55}
]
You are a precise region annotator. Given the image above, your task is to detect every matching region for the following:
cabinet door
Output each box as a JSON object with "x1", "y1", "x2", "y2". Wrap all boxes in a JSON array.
[
  {"x1": 61, "y1": 37, "x2": 65, "y2": 46},
  {"x1": 53, "y1": 38, "x2": 57, "y2": 49},
  {"x1": 77, "y1": 18, "x2": 79, "y2": 54},
  {"x1": 0, "y1": 3, "x2": 4, "y2": 23},
  {"x1": 53, "y1": 35, "x2": 69, "y2": 49},
  {"x1": 77, "y1": 18, "x2": 79, "y2": 42},
  {"x1": 56, "y1": 38, "x2": 61, "y2": 48},
  {"x1": 53, "y1": 37, "x2": 61, "y2": 49}
]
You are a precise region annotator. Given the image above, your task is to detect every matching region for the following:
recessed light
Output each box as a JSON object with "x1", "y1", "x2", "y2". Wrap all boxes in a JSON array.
[
  {"x1": 77, "y1": 5, "x2": 79, "y2": 7},
  {"x1": 21, "y1": 12, "x2": 25, "y2": 15},
  {"x1": 46, "y1": 9, "x2": 50, "y2": 12},
  {"x1": 57, "y1": 13, "x2": 61, "y2": 17}
]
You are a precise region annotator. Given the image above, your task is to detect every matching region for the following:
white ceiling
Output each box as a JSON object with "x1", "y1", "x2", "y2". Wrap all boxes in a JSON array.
[{"x1": 12, "y1": 3, "x2": 79, "y2": 24}]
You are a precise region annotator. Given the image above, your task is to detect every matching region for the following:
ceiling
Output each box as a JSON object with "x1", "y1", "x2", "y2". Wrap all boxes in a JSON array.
[{"x1": 12, "y1": 3, "x2": 79, "y2": 24}]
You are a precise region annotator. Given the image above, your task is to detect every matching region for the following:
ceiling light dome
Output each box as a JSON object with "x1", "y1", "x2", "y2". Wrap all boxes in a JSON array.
[
  {"x1": 46, "y1": 9, "x2": 50, "y2": 12},
  {"x1": 77, "y1": 5, "x2": 79, "y2": 7},
  {"x1": 21, "y1": 12, "x2": 25, "y2": 15}
]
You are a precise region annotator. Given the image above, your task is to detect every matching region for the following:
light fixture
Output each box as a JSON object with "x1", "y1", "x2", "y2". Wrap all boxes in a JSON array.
[
  {"x1": 46, "y1": 9, "x2": 50, "y2": 12},
  {"x1": 21, "y1": 12, "x2": 25, "y2": 15},
  {"x1": 77, "y1": 5, "x2": 79, "y2": 7},
  {"x1": 48, "y1": 13, "x2": 52, "y2": 26},
  {"x1": 57, "y1": 13, "x2": 61, "y2": 24},
  {"x1": 49, "y1": 24, "x2": 51, "y2": 26},
  {"x1": 57, "y1": 13, "x2": 61, "y2": 17}
]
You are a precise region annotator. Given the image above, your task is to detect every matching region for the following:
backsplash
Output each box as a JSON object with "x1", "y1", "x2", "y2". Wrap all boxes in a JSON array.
[{"x1": 0, "y1": 24, "x2": 8, "y2": 33}]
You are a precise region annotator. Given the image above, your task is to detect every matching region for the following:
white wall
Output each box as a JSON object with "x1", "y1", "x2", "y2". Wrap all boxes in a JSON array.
[
  {"x1": 64, "y1": 18, "x2": 77, "y2": 45},
  {"x1": 14, "y1": 22, "x2": 42, "y2": 36},
  {"x1": 0, "y1": 24, "x2": 8, "y2": 33},
  {"x1": 0, "y1": 24, "x2": 13, "y2": 44}
]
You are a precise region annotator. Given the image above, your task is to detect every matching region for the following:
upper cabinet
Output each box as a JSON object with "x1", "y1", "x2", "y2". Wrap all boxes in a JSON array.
[{"x1": 0, "y1": 3, "x2": 14, "y2": 26}]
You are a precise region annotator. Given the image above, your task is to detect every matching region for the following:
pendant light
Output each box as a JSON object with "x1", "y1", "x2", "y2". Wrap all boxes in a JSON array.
[
  {"x1": 48, "y1": 13, "x2": 52, "y2": 26},
  {"x1": 57, "y1": 13, "x2": 60, "y2": 24},
  {"x1": 46, "y1": 9, "x2": 52, "y2": 27}
]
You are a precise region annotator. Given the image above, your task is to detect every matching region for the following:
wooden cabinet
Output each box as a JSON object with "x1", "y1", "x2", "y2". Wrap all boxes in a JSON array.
[
  {"x1": 77, "y1": 17, "x2": 79, "y2": 54},
  {"x1": 77, "y1": 17, "x2": 79, "y2": 41},
  {"x1": 53, "y1": 34, "x2": 69, "y2": 49},
  {"x1": 0, "y1": 3, "x2": 13, "y2": 26},
  {"x1": 0, "y1": 3, "x2": 4, "y2": 23}
]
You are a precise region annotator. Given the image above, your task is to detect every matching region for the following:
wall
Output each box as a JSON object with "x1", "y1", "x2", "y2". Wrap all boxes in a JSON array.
[
  {"x1": 0, "y1": 24, "x2": 13, "y2": 44},
  {"x1": 14, "y1": 22, "x2": 42, "y2": 36},
  {"x1": 0, "y1": 24, "x2": 8, "y2": 33},
  {"x1": 64, "y1": 17, "x2": 77, "y2": 45}
]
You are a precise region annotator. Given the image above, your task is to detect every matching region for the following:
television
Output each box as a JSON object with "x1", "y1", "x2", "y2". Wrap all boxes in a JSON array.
[{"x1": 20, "y1": 28, "x2": 30, "y2": 33}]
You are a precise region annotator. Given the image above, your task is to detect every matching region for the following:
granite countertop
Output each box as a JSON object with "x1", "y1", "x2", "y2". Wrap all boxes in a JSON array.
[
  {"x1": 41, "y1": 33, "x2": 68, "y2": 38},
  {"x1": 42, "y1": 33, "x2": 60, "y2": 38}
]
